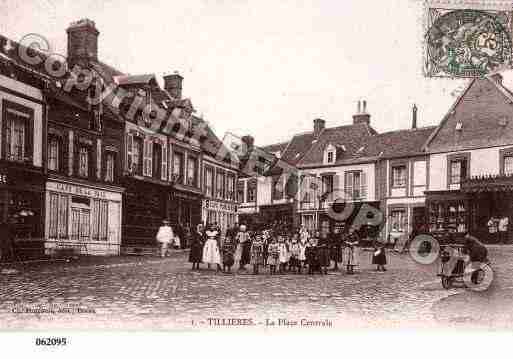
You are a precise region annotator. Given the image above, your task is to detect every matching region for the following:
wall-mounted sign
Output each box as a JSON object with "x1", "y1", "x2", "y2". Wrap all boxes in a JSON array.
[
  {"x1": 204, "y1": 199, "x2": 237, "y2": 213},
  {"x1": 46, "y1": 181, "x2": 122, "y2": 201}
]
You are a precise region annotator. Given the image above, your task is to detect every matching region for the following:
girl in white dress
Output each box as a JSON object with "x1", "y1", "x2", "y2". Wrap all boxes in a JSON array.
[{"x1": 202, "y1": 224, "x2": 222, "y2": 270}]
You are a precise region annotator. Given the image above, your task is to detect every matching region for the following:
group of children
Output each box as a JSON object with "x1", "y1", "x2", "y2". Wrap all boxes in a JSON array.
[{"x1": 189, "y1": 224, "x2": 388, "y2": 274}]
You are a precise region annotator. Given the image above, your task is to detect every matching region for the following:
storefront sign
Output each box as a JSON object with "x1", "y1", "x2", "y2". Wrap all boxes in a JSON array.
[
  {"x1": 46, "y1": 181, "x2": 122, "y2": 201},
  {"x1": 204, "y1": 199, "x2": 237, "y2": 213},
  {"x1": 0, "y1": 173, "x2": 7, "y2": 184}
]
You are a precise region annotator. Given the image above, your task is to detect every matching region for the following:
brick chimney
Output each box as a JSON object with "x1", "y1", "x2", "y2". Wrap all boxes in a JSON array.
[
  {"x1": 241, "y1": 135, "x2": 255, "y2": 154},
  {"x1": 163, "y1": 71, "x2": 183, "y2": 99},
  {"x1": 313, "y1": 118, "x2": 325, "y2": 136},
  {"x1": 353, "y1": 100, "x2": 371, "y2": 125},
  {"x1": 412, "y1": 103, "x2": 418, "y2": 129},
  {"x1": 66, "y1": 19, "x2": 99, "y2": 68}
]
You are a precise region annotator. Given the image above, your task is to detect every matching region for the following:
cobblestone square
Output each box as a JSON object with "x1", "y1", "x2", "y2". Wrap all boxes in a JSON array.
[{"x1": 1, "y1": 246, "x2": 512, "y2": 330}]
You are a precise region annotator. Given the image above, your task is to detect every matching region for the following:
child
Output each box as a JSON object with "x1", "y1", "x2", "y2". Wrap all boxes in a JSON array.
[
  {"x1": 250, "y1": 234, "x2": 265, "y2": 274},
  {"x1": 372, "y1": 243, "x2": 387, "y2": 272},
  {"x1": 318, "y1": 231, "x2": 330, "y2": 275},
  {"x1": 267, "y1": 237, "x2": 280, "y2": 275},
  {"x1": 343, "y1": 229, "x2": 360, "y2": 274},
  {"x1": 221, "y1": 233, "x2": 237, "y2": 273},
  {"x1": 298, "y1": 235, "x2": 308, "y2": 271},
  {"x1": 278, "y1": 236, "x2": 289, "y2": 274},
  {"x1": 289, "y1": 234, "x2": 301, "y2": 274},
  {"x1": 306, "y1": 236, "x2": 319, "y2": 275}
]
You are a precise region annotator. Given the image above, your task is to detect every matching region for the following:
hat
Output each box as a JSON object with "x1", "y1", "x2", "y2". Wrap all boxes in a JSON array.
[
  {"x1": 162, "y1": 219, "x2": 170, "y2": 225},
  {"x1": 240, "y1": 224, "x2": 247, "y2": 231}
]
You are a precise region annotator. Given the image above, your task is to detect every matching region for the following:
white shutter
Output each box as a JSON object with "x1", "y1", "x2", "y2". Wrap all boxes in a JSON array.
[
  {"x1": 345, "y1": 172, "x2": 353, "y2": 200},
  {"x1": 126, "y1": 133, "x2": 133, "y2": 173},
  {"x1": 161, "y1": 141, "x2": 168, "y2": 181},
  {"x1": 361, "y1": 171, "x2": 367, "y2": 200}
]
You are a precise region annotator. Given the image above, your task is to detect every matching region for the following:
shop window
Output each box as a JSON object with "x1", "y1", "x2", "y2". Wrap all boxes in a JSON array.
[
  {"x1": 344, "y1": 171, "x2": 366, "y2": 200},
  {"x1": 204, "y1": 166, "x2": 214, "y2": 197},
  {"x1": 78, "y1": 146, "x2": 90, "y2": 178},
  {"x1": 392, "y1": 165, "x2": 406, "y2": 187},
  {"x1": 105, "y1": 152, "x2": 115, "y2": 182},
  {"x1": 91, "y1": 199, "x2": 108, "y2": 241},
  {"x1": 390, "y1": 209, "x2": 407, "y2": 232},
  {"x1": 447, "y1": 153, "x2": 470, "y2": 185},
  {"x1": 428, "y1": 201, "x2": 467, "y2": 233},
  {"x1": 173, "y1": 152, "x2": 184, "y2": 184},
  {"x1": 48, "y1": 137, "x2": 60, "y2": 172},
  {"x1": 187, "y1": 156, "x2": 198, "y2": 187}
]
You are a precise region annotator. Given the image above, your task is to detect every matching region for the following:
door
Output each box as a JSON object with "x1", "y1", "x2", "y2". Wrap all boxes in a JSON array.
[
  {"x1": 71, "y1": 204, "x2": 90, "y2": 241},
  {"x1": 412, "y1": 206, "x2": 426, "y2": 233}
]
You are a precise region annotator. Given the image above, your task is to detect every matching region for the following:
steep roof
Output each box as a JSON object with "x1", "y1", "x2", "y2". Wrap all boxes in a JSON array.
[
  {"x1": 114, "y1": 74, "x2": 156, "y2": 86},
  {"x1": 360, "y1": 126, "x2": 436, "y2": 159},
  {"x1": 261, "y1": 141, "x2": 288, "y2": 154},
  {"x1": 297, "y1": 123, "x2": 378, "y2": 166},
  {"x1": 280, "y1": 132, "x2": 317, "y2": 165},
  {"x1": 425, "y1": 76, "x2": 513, "y2": 153}
]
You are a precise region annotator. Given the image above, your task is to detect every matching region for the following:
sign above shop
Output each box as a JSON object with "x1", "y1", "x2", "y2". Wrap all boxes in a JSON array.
[
  {"x1": 46, "y1": 181, "x2": 122, "y2": 201},
  {"x1": 204, "y1": 199, "x2": 237, "y2": 213}
]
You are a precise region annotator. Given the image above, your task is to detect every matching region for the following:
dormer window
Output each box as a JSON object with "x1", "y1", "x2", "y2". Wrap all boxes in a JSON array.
[
  {"x1": 324, "y1": 144, "x2": 336, "y2": 164},
  {"x1": 455, "y1": 121, "x2": 463, "y2": 131}
]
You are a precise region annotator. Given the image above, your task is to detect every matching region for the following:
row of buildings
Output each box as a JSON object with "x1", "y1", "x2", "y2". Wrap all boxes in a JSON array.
[
  {"x1": 0, "y1": 19, "x2": 239, "y2": 257},
  {"x1": 3, "y1": 18, "x2": 513, "y2": 258},
  {"x1": 234, "y1": 73, "x2": 513, "y2": 244}
]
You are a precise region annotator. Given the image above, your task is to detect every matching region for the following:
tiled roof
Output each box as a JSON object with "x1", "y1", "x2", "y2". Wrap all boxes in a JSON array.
[
  {"x1": 426, "y1": 76, "x2": 513, "y2": 153},
  {"x1": 360, "y1": 126, "x2": 436, "y2": 159},
  {"x1": 280, "y1": 132, "x2": 317, "y2": 165},
  {"x1": 261, "y1": 141, "x2": 288, "y2": 154},
  {"x1": 192, "y1": 117, "x2": 239, "y2": 168},
  {"x1": 297, "y1": 123, "x2": 378, "y2": 166}
]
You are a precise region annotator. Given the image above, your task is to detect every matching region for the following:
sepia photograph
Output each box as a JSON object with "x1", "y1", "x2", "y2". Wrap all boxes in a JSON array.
[{"x1": 1, "y1": 0, "x2": 513, "y2": 353}]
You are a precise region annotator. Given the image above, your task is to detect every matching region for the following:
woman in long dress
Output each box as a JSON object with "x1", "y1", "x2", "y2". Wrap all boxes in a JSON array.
[
  {"x1": 189, "y1": 224, "x2": 205, "y2": 270},
  {"x1": 343, "y1": 229, "x2": 360, "y2": 274},
  {"x1": 250, "y1": 234, "x2": 265, "y2": 274},
  {"x1": 317, "y1": 231, "x2": 331, "y2": 275},
  {"x1": 202, "y1": 224, "x2": 222, "y2": 271}
]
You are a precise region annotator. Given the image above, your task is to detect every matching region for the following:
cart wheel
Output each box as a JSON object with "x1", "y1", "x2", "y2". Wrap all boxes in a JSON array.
[{"x1": 441, "y1": 276, "x2": 453, "y2": 289}]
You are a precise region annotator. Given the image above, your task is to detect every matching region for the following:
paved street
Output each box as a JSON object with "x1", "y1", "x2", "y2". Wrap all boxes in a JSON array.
[{"x1": 0, "y1": 247, "x2": 512, "y2": 330}]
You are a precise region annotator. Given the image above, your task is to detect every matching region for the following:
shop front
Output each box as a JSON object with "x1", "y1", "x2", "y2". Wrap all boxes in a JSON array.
[
  {"x1": 44, "y1": 178, "x2": 123, "y2": 256},
  {"x1": 202, "y1": 198, "x2": 238, "y2": 234},
  {"x1": 169, "y1": 188, "x2": 202, "y2": 237},
  {"x1": 425, "y1": 190, "x2": 469, "y2": 244},
  {"x1": 0, "y1": 163, "x2": 45, "y2": 260}
]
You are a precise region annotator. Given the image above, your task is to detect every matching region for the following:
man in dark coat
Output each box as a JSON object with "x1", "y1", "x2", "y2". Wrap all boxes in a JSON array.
[{"x1": 0, "y1": 220, "x2": 14, "y2": 261}]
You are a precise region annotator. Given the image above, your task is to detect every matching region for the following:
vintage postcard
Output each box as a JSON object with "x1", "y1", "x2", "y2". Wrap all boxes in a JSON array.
[{"x1": 1, "y1": 0, "x2": 513, "y2": 353}]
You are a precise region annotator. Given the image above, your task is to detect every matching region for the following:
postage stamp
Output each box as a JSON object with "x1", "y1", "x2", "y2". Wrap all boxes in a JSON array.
[{"x1": 424, "y1": 1, "x2": 513, "y2": 77}]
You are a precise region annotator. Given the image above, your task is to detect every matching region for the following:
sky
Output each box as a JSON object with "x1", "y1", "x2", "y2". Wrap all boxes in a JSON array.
[{"x1": 2, "y1": 0, "x2": 513, "y2": 146}]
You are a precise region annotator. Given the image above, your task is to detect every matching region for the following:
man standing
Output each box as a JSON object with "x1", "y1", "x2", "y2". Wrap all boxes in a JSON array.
[
  {"x1": 156, "y1": 219, "x2": 174, "y2": 257},
  {"x1": 499, "y1": 216, "x2": 509, "y2": 244}
]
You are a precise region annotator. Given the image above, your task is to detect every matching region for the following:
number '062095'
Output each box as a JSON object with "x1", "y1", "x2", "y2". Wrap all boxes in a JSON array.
[{"x1": 35, "y1": 337, "x2": 67, "y2": 346}]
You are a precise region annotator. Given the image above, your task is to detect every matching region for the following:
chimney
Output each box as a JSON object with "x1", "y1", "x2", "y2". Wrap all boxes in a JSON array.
[
  {"x1": 490, "y1": 73, "x2": 503, "y2": 84},
  {"x1": 412, "y1": 103, "x2": 418, "y2": 129},
  {"x1": 241, "y1": 135, "x2": 255, "y2": 154},
  {"x1": 163, "y1": 71, "x2": 183, "y2": 99},
  {"x1": 313, "y1": 118, "x2": 325, "y2": 136},
  {"x1": 66, "y1": 19, "x2": 99, "y2": 68},
  {"x1": 353, "y1": 99, "x2": 371, "y2": 125}
]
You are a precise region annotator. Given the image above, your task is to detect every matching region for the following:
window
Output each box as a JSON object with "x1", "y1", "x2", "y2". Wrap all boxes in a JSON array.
[
  {"x1": 227, "y1": 173, "x2": 235, "y2": 200},
  {"x1": 151, "y1": 142, "x2": 161, "y2": 179},
  {"x1": 48, "y1": 193, "x2": 68, "y2": 239},
  {"x1": 392, "y1": 166, "x2": 407, "y2": 187},
  {"x1": 345, "y1": 171, "x2": 366, "y2": 200},
  {"x1": 390, "y1": 209, "x2": 407, "y2": 233},
  {"x1": 327, "y1": 151, "x2": 334, "y2": 163},
  {"x1": 173, "y1": 152, "x2": 184, "y2": 184},
  {"x1": 91, "y1": 199, "x2": 108, "y2": 241},
  {"x1": 132, "y1": 137, "x2": 143, "y2": 175},
  {"x1": 272, "y1": 176, "x2": 284, "y2": 200},
  {"x1": 322, "y1": 174, "x2": 334, "y2": 196},
  {"x1": 78, "y1": 146, "x2": 90, "y2": 178},
  {"x1": 505, "y1": 156, "x2": 513, "y2": 175},
  {"x1": 105, "y1": 152, "x2": 115, "y2": 182},
  {"x1": 216, "y1": 170, "x2": 225, "y2": 198},
  {"x1": 449, "y1": 159, "x2": 467, "y2": 184},
  {"x1": 187, "y1": 156, "x2": 198, "y2": 187},
  {"x1": 5, "y1": 112, "x2": 25, "y2": 161},
  {"x1": 247, "y1": 179, "x2": 256, "y2": 202},
  {"x1": 237, "y1": 181, "x2": 245, "y2": 202},
  {"x1": 204, "y1": 166, "x2": 214, "y2": 197},
  {"x1": 48, "y1": 137, "x2": 60, "y2": 171}
]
